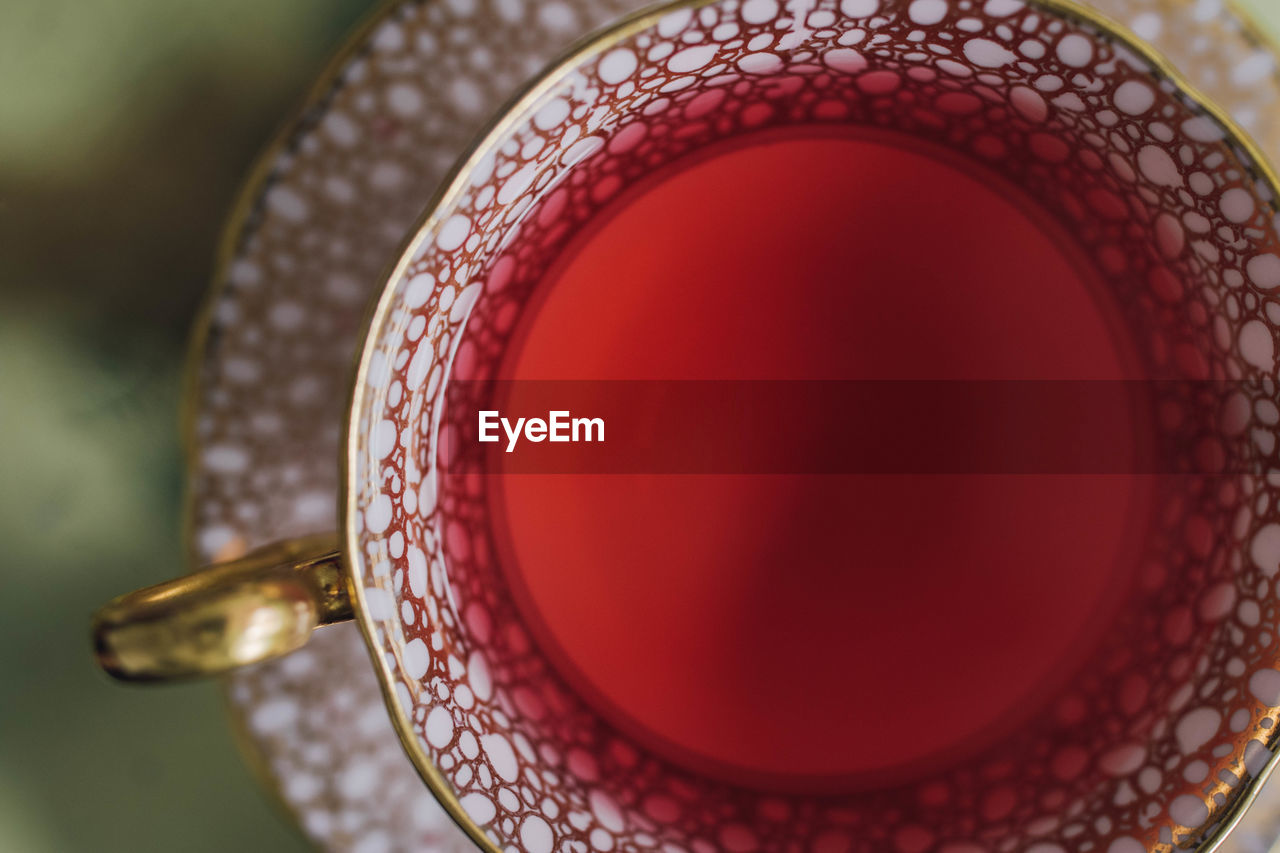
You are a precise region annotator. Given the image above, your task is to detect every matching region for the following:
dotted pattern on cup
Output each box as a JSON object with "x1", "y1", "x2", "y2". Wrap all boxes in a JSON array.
[{"x1": 350, "y1": 1, "x2": 1280, "y2": 852}]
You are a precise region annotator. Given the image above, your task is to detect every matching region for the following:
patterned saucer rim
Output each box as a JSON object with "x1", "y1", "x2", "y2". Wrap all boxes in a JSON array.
[
  {"x1": 178, "y1": 0, "x2": 1280, "y2": 849},
  {"x1": 177, "y1": 0, "x2": 405, "y2": 467},
  {"x1": 179, "y1": 0, "x2": 430, "y2": 833}
]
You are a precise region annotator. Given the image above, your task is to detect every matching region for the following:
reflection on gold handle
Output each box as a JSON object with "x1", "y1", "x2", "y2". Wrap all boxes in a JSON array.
[{"x1": 92, "y1": 533, "x2": 352, "y2": 682}]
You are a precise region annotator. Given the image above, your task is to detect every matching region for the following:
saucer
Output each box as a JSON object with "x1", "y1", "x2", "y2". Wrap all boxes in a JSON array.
[{"x1": 186, "y1": 0, "x2": 1280, "y2": 849}]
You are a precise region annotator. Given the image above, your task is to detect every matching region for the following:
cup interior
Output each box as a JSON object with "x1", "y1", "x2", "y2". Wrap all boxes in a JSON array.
[{"x1": 350, "y1": 1, "x2": 1280, "y2": 850}]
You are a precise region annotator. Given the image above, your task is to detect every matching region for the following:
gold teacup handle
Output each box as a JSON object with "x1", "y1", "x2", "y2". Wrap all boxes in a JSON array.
[{"x1": 92, "y1": 533, "x2": 352, "y2": 682}]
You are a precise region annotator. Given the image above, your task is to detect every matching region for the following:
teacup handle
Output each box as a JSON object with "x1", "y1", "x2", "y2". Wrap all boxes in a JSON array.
[{"x1": 92, "y1": 533, "x2": 352, "y2": 682}]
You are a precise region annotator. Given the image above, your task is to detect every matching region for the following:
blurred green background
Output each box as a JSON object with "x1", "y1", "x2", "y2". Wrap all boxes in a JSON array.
[
  {"x1": 0, "y1": 1, "x2": 371, "y2": 850},
  {"x1": 1, "y1": 1, "x2": 1279, "y2": 851}
]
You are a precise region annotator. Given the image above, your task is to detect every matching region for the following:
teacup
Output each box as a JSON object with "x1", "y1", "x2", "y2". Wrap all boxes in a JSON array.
[{"x1": 96, "y1": 0, "x2": 1280, "y2": 850}]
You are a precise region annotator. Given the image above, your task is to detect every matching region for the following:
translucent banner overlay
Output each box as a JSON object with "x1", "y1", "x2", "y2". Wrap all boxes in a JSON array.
[{"x1": 436, "y1": 380, "x2": 1269, "y2": 474}]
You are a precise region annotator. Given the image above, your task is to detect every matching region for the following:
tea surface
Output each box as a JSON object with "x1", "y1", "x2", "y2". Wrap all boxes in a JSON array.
[{"x1": 480, "y1": 129, "x2": 1150, "y2": 786}]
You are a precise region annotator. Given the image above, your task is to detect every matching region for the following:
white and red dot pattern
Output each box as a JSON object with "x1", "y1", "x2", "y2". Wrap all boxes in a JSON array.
[
  {"x1": 350, "y1": 1, "x2": 1280, "y2": 852},
  {"x1": 189, "y1": 0, "x2": 1280, "y2": 851}
]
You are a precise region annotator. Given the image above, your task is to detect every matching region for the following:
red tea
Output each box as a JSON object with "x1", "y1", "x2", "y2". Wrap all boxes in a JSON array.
[{"x1": 456, "y1": 128, "x2": 1153, "y2": 788}]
